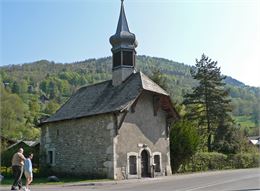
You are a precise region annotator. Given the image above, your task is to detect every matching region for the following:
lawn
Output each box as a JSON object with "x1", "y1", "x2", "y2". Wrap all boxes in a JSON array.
[
  {"x1": 234, "y1": 115, "x2": 256, "y2": 128},
  {"x1": 233, "y1": 115, "x2": 259, "y2": 136},
  {"x1": 0, "y1": 177, "x2": 110, "y2": 186}
]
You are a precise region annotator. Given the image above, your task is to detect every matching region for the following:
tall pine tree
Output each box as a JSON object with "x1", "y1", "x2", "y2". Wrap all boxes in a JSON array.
[{"x1": 183, "y1": 54, "x2": 232, "y2": 152}]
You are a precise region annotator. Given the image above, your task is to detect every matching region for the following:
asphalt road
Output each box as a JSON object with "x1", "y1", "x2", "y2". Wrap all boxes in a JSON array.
[{"x1": 1, "y1": 168, "x2": 259, "y2": 191}]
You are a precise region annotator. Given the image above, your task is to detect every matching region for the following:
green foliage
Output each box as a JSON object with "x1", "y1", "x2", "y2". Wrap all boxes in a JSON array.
[
  {"x1": 213, "y1": 123, "x2": 247, "y2": 154},
  {"x1": 183, "y1": 54, "x2": 233, "y2": 151},
  {"x1": 0, "y1": 86, "x2": 40, "y2": 140},
  {"x1": 44, "y1": 100, "x2": 60, "y2": 115},
  {"x1": 11, "y1": 81, "x2": 20, "y2": 94},
  {"x1": 0, "y1": 56, "x2": 259, "y2": 141},
  {"x1": 229, "y1": 153, "x2": 260, "y2": 169},
  {"x1": 178, "y1": 152, "x2": 259, "y2": 173},
  {"x1": 170, "y1": 120, "x2": 200, "y2": 173},
  {"x1": 234, "y1": 116, "x2": 256, "y2": 128},
  {"x1": 149, "y1": 67, "x2": 168, "y2": 90},
  {"x1": 189, "y1": 152, "x2": 228, "y2": 172}
]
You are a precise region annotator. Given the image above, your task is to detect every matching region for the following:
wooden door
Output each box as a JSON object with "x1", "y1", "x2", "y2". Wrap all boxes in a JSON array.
[{"x1": 141, "y1": 150, "x2": 149, "y2": 177}]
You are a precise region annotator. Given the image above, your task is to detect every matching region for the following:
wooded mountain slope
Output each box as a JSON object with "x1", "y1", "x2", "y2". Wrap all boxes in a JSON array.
[{"x1": 1, "y1": 55, "x2": 259, "y2": 140}]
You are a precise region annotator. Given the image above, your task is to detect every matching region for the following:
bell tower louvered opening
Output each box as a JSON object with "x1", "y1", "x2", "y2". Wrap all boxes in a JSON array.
[{"x1": 110, "y1": 0, "x2": 138, "y2": 86}]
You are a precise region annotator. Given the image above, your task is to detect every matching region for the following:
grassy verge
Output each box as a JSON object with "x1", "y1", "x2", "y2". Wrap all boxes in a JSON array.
[
  {"x1": 0, "y1": 177, "x2": 110, "y2": 186},
  {"x1": 234, "y1": 115, "x2": 255, "y2": 127}
]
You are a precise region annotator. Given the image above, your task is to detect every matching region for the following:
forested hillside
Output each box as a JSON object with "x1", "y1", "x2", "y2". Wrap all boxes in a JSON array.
[{"x1": 1, "y1": 55, "x2": 259, "y2": 140}]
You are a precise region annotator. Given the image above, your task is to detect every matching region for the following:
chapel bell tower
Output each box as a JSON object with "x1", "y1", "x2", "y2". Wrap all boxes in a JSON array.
[{"x1": 110, "y1": 0, "x2": 138, "y2": 86}]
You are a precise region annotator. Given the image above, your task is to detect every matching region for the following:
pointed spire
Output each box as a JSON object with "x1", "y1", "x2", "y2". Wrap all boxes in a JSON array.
[
  {"x1": 110, "y1": 0, "x2": 137, "y2": 51},
  {"x1": 110, "y1": 0, "x2": 138, "y2": 86},
  {"x1": 116, "y1": 0, "x2": 130, "y2": 34}
]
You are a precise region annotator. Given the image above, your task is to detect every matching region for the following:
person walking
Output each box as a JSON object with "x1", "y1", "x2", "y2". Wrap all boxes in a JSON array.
[
  {"x1": 11, "y1": 148, "x2": 26, "y2": 190},
  {"x1": 24, "y1": 153, "x2": 33, "y2": 191}
]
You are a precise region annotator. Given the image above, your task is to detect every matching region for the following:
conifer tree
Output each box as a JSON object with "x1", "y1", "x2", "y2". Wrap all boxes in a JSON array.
[{"x1": 183, "y1": 54, "x2": 232, "y2": 152}]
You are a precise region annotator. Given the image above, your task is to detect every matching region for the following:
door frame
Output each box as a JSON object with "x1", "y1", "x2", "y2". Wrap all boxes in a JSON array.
[
  {"x1": 126, "y1": 152, "x2": 139, "y2": 179},
  {"x1": 138, "y1": 147, "x2": 152, "y2": 178}
]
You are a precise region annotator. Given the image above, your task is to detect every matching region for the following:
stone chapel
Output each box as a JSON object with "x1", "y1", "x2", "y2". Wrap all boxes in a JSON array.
[{"x1": 40, "y1": 0, "x2": 179, "y2": 179}]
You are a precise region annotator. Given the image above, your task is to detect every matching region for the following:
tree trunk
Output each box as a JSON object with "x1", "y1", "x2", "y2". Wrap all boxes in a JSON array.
[{"x1": 207, "y1": 133, "x2": 212, "y2": 152}]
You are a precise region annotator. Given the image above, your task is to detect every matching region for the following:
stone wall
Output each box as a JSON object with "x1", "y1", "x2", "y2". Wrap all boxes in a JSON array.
[
  {"x1": 115, "y1": 92, "x2": 172, "y2": 179},
  {"x1": 40, "y1": 114, "x2": 116, "y2": 178}
]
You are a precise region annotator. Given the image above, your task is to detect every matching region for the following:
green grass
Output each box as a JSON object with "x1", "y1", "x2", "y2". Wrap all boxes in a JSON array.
[
  {"x1": 234, "y1": 115, "x2": 256, "y2": 128},
  {"x1": 0, "y1": 177, "x2": 110, "y2": 186},
  {"x1": 233, "y1": 115, "x2": 259, "y2": 136}
]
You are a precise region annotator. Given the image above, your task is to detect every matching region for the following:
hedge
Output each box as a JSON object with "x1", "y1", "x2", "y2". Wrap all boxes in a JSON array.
[
  {"x1": 176, "y1": 152, "x2": 259, "y2": 173},
  {"x1": 229, "y1": 153, "x2": 260, "y2": 169}
]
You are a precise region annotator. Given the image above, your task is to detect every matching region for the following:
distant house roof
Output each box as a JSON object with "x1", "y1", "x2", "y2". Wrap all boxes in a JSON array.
[
  {"x1": 41, "y1": 72, "x2": 178, "y2": 124},
  {"x1": 248, "y1": 136, "x2": 260, "y2": 145},
  {"x1": 39, "y1": 94, "x2": 49, "y2": 103},
  {"x1": 7, "y1": 140, "x2": 40, "y2": 150}
]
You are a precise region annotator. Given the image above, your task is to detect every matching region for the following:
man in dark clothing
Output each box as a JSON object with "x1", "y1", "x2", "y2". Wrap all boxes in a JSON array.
[{"x1": 11, "y1": 148, "x2": 26, "y2": 190}]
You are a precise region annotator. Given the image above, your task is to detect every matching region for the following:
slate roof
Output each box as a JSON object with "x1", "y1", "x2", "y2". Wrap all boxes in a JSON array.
[
  {"x1": 42, "y1": 72, "x2": 172, "y2": 124},
  {"x1": 109, "y1": 0, "x2": 137, "y2": 50},
  {"x1": 7, "y1": 140, "x2": 40, "y2": 150}
]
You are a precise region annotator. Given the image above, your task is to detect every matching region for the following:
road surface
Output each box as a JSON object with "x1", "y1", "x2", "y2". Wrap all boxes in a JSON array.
[{"x1": 1, "y1": 168, "x2": 259, "y2": 191}]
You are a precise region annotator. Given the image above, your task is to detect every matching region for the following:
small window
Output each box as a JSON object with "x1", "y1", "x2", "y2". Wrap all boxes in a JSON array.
[
  {"x1": 47, "y1": 150, "x2": 55, "y2": 165},
  {"x1": 129, "y1": 156, "x2": 137, "y2": 175},
  {"x1": 56, "y1": 129, "x2": 59, "y2": 137},
  {"x1": 113, "y1": 52, "x2": 121, "y2": 68},
  {"x1": 154, "y1": 155, "x2": 161, "y2": 172},
  {"x1": 123, "y1": 51, "x2": 133, "y2": 66}
]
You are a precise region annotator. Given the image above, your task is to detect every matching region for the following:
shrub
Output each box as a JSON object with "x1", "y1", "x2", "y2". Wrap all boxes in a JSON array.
[
  {"x1": 0, "y1": 167, "x2": 40, "y2": 178},
  {"x1": 170, "y1": 120, "x2": 200, "y2": 173},
  {"x1": 229, "y1": 153, "x2": 260, "y2": 169},
  {"x1": 0, "y1": 166, "x2": 12, "y2": 178},
  {"x1": 179, "y1": 151, "x2": 259, "y2": 173},
  {"x1": 190, "y1": 152, "x2": 228, "y2": 172}
]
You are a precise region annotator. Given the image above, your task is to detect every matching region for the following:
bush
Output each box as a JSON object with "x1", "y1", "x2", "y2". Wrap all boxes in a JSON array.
[
  {"x1": 176, "y1": 151, "x2": 259, "y2": 173},
  {"x1": 0, "y1": 167, "x2": 40, "y2": 178},
  {"x1": 190, "y1": 152, "x2": 228, "y2": 172},
  {"x1": 0, "y1": 166, "x2": 12, "y2": 178},
  {"x1": 170, "y1": 120, "x2": 200, "y2": 173},
  {"x1": 229, "y1": 153, "x2": 260, "y2": 169}
]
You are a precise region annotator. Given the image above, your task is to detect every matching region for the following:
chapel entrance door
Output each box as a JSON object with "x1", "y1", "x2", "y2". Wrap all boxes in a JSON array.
[{"x1": 141, "y1": 150, "x2": 149, "y2": 177}]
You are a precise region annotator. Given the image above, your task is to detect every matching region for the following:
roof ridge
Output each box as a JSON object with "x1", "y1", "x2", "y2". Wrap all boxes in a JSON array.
[
  {"x1": 139, "y1": 71, "x2": 169, "y2": 95},
  {"x1": 79, "y1": 79, "x2": 111, "y2": 90}
]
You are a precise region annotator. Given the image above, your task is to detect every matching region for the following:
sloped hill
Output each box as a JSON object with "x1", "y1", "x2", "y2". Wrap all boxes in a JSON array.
[{"x1": 1, "y1": 55, "x2": 259, "y2": 139}]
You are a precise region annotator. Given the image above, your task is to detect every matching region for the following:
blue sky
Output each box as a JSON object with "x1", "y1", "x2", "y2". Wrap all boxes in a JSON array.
[{"x1": 1, "y1": 0, "x2": 259, "y2": 87}]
